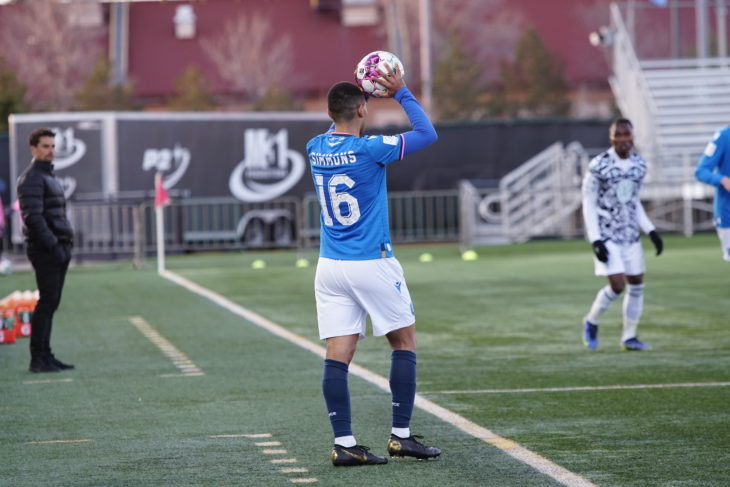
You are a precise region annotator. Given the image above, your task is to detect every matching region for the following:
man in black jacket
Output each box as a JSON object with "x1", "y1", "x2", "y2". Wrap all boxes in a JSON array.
[{"x1": 17, "y1": 128, "x2": 75, "y2": 373}]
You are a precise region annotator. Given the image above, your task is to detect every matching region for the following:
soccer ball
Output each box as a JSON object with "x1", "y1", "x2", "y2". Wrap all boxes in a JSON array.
[
  {"x1": 0, "y1": 257, "x2": 12, "y2": 276},
  {"x1": 355, "y1": 51, "x2": 405, "y2": 97}
]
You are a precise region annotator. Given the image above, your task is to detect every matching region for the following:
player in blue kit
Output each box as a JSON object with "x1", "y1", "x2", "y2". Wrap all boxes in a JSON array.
[
  {"x1": 695, "y1": 126, "x2": 730, "y2": 261},
  {"x1": 307, "y1": 65, "x2": 440, "y2": 466}
]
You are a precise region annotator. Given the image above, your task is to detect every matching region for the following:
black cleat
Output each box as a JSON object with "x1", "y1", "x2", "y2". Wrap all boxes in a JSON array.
[
  {"x1": 331, "y1": 444, "x2": 388, "y2": 466},
  {"x1": 48, "y1": 355, "x2": 75, "y2": 370},
  {"x1": 29, "y1": 357, "x2": 61, "y2": 373},
  {"x1": 387, "y1": 434, "x2": 441, "y2": 459}
]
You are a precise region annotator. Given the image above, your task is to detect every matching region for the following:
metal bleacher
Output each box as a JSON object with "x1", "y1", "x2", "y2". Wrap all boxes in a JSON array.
[
  {"x1": 462, "y1": 1, "x2": 724, "y2": 247},
  {"x1": 643, "y1": 58, "x2": 730, "y2": 163},
  {"x1": 609, "y1": 3, "x2": 730, "y2": 181},
  {"x1": 606, "y1": 2, "x2": 722, "y2": 234}
]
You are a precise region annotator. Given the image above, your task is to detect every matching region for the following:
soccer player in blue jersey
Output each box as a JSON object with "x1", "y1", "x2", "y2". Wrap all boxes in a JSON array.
[
  {"x1": 581, "y1": 118, "x2": 663, "y2": 352},
  {"x1": 695, "y1": 126, "x2": 730, "y2": 261},
  {"x1": 307, "y1": 65, "x2": 440, "y2": 466}
]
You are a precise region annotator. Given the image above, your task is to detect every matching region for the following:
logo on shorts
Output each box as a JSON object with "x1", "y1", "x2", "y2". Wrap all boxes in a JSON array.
[{"x1": 394, "y1": 281, "x2": 402, "y2": 293}]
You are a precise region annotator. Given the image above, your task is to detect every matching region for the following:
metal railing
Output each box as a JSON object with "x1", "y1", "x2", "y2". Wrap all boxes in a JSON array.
[
  {"x1": 301, "y1": 190, "x2": 460, "y2": 249},
  {"x1": 609, "y1": 2, "x2": 660, "y2": 160},
  {"x1": 499, "y1": 142, "x2": 588, "y2": 243},
  {"x1": 7, "y1": 191, "x2": 461, "y2": 263}
]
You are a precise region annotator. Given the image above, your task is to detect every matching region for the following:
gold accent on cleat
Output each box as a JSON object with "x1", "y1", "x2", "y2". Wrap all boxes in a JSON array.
[{"x1": 387, "y1": 438, "x2": 402, "y2": 454}]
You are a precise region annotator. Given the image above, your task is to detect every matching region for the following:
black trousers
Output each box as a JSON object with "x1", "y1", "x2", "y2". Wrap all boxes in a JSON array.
[{"x1": 27, "y1": 244, "x2": 70, "y2": 359}]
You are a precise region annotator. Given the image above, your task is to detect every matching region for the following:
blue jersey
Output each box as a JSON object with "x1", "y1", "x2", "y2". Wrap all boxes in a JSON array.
[
  {"x1": 307, "y1": 87, "x2": 436, "y2": 260},
  {"x1": 696, "y1": 126, "x2": 730, "y2": 228},
  {"x1": 308, "y1": 132, "x2": 402, "y2": 259}
]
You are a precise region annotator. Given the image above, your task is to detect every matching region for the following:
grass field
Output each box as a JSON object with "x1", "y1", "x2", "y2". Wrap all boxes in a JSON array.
[{"x1": 1, "y1": 234, "x2": 728, "y2": 486}]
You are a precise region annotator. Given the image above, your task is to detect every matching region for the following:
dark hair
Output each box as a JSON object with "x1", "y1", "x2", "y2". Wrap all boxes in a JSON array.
[
  {"x1": 327, "y1": 82, "x2": 365, "y2": 122},
  {"x1": 29, "y1": 128, "x2": 55, "y2": 147},
  {"x1": 609, "y1": 117, "x2": 633, "y2": 134}
]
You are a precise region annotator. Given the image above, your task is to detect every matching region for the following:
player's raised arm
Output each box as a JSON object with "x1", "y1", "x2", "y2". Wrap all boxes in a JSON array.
[{"x1": 375, "y1": 64, "x2": 437, "y2": 156}]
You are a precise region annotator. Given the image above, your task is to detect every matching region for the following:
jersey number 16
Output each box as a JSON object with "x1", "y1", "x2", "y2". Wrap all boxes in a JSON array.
[{"x1": 315, "y1": 173, "x2": 361, "y2": 226}]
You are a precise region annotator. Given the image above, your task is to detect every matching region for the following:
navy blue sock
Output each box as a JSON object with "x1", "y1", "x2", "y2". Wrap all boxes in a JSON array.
[
  {"x1": 322, "y1": 359, "x2": 352, "y2": 438},
  {"x1": 390, "y1": 350, "x2": 417, "y2": 429}
]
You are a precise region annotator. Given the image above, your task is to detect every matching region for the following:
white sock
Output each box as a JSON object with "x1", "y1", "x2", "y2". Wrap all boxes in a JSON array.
[
  {"x1": 586, "y1": 285, "x2": 619, "y2": 324},
  {"x1": 622, "y1": 283, "x2": 644, "y2": 342},
  {"x1": 334, "y1": 435, "x2": 357, "y2": 447},
  {"x1": 391, "y1": 427, "x2": 410, "y2": 439}
]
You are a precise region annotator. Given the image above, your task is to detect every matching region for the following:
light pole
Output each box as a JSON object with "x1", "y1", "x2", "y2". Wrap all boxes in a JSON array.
[{"x1": 419, "y1": 0, "x2": 432, "y2": 117}]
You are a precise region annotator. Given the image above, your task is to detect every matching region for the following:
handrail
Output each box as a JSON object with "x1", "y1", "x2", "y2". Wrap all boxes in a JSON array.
[{"x1": 609, "y1": 2, "x2": 660, "y2": 158}]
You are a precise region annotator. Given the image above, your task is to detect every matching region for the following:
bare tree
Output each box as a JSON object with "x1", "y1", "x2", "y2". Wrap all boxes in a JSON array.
[
  {"x1": 201, "y1": 12, "x2": 293, "y2": 102},
  {"x1": 0, "y1": 1, "x2": 103, "y2": 111}
]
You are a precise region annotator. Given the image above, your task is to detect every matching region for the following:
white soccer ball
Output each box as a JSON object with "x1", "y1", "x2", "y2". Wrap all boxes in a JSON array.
[
  {"x1": 0, "y1": 257, "x2": 12, "y2": 276},
  {"x1": 355, "y1": 51, "x2": 405, "y2": 97}
]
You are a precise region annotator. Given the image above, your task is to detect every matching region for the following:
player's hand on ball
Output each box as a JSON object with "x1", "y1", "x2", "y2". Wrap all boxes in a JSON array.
[
  {"x1": 373, "y1": 63, "x2": 405, "y2": 98},
  {"x1": 591, "y1": 240, "x2": 609, "y2": 263},
  {"x1": 649, "y1": 230, "x2": 663, "y2": 256}
]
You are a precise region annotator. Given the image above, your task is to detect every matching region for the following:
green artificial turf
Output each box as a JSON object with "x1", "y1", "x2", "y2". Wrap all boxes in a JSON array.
[{"x1": 0, "y1": 233, "x2": 727, "y2": 486}]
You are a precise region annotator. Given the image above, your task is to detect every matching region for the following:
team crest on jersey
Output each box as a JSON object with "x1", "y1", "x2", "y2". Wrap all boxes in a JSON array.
[{"x1": 616, "y1": 179, "x2": 635, "y2": 203}]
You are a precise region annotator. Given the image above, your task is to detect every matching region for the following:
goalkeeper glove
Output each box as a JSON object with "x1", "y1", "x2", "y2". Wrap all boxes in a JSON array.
[
  {"x1": 591, "y1": 240, "x2": 609, "y2": 263},
  {"x1": 649, "y1": 230, "x2": 663, "y2": 256}
]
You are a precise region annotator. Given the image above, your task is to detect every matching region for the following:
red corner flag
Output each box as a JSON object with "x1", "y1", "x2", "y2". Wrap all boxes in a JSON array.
[{"x1": 154, "y1": 172, "x2": 170, "y2": 208}]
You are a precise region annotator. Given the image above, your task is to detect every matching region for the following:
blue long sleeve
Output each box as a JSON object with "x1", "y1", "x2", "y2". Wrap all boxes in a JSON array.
[
  {"x1": 696, "y1": 127, "x2": 729, "y2": 187},
  {"x1": 394, "y1": 87, "x2": 437, "y2": 156},
  {"x1": 695, "y1": 126, "x2": 730, "y2": 228}
]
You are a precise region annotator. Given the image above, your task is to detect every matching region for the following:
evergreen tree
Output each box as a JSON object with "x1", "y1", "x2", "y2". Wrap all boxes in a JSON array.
[
  {"x1": 432, "y1": 30, "x2": 487, "y2": 122},
  {"x1": 491, "y1": 27, "x2": 571, "y2": 118},
  {"x1": 0, "y1": 56, "x2": 28, "y2": 133},
  {"x1": 253, "y1": 84, "x2": 303, "y2": 112},
  {"x1": 168, "y1": 66, "x2": 216, "y2": 111},
  {"x1": 75, "y1": 59, "x2": 136, "y2": 111}
]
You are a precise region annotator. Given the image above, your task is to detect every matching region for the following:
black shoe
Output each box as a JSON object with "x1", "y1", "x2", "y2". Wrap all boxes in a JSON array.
[
  {"x1": 387, "y1": 434, "x2": 441, "y2": 459},
  {"x1": 331, "y1": 444, "x2": 388, "y2": 466},
  {"x1": 49, "y1": 355, "x2": 75, "y2": 370},
  {"x1": 29, "y1": 357, "x2": 61, "y2": 373}
]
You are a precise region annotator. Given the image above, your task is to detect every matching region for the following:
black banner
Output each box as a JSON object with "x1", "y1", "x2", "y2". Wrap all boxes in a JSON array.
[{"x1": 9, "y1": 114, "x2": 610, "y2": 202}]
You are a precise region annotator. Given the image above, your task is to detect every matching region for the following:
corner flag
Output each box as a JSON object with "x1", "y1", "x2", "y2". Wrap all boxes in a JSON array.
[
  {"x1": 154, "y1": 172, "x2": 170, "y2": 208},
  {"x1": 154, "y1": 172, "x2": 169, "y2": 274}
]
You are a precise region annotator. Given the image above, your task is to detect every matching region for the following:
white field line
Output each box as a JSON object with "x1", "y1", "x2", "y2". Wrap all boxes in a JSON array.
[
  {"x1": 26, "y1": 439, "x2": 92, "y2": 445},
  {"x1": 23, "y1": 378, "x2": 74, "y2": 385},
  {"x1": 424, "y1": 382, "x2": 730, "y2": 395},
  {"x1": 160, "y1": 269, "x2": 598, "y2": 487},
  {"x1": 129, "y1": 316, "x2": 204, "y2": 377},
  {"x1": 210, "y1": 433, "x2": 272, "y2": 438},
  {"x1": 270, "y1": 458, "x2": 298, "y2": 464}
]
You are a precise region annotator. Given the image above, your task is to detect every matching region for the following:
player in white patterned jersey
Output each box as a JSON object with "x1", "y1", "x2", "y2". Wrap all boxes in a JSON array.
[{"x1": 580, "y1": 118, "x2": 663, "y2": 352}]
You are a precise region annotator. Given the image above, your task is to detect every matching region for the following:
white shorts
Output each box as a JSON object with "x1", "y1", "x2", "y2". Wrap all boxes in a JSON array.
[
  {"x1": 718, "y1": 227, "x2": 730, "y2": 262},
  {"x1": 593, "y1": 240, "x2": 645, "y2": 276},
  {"x1": 315, "y1": 257, "x2": 415, "y2": 340}
]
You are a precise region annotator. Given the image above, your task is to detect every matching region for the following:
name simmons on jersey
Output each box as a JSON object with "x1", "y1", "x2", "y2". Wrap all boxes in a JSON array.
[
  {"x1": 587, "y1": 150, "x2": 647, "y2": 244},
  {"x1": 309, "y1": 150, "x2": 357, "y2": 166}
]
